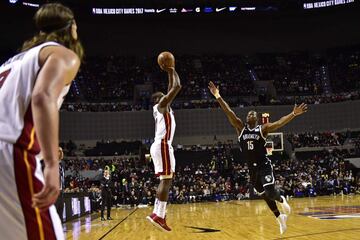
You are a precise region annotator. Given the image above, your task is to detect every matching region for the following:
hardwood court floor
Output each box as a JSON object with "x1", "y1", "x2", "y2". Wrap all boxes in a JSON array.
[{"x1": 65, "y1": 195, "x2": 360, "y2": 240}]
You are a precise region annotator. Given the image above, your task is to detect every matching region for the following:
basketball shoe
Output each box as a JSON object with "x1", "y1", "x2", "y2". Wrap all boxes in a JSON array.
[
  {"x1": 276, "y1": 214, "x2": 288, "y2": 235},
  {"x1": 146, "y1": 214, "x2": 171, "y2": 232}
]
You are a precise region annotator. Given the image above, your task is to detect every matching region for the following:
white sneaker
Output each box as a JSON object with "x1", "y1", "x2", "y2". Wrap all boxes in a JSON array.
[
  {"x1": 277, "y1": 214, "x2": 288, "y2": 235},
  {"x1": 280, "y1": 195, "x2": 291, "y2": 215}
]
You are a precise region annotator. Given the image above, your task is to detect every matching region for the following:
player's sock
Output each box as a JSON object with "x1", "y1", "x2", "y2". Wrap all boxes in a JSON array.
[
  {"x1": 153, "y1": 198, "x2": 159, "y2": 215},
  {"x1": 157, "y1": 200, "x2": 167, "y2": 219}
]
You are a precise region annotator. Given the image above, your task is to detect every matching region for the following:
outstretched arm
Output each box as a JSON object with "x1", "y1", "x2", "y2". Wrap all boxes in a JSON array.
[
  {"x1": 208, "y1": 81, "x2": 244, "y2": 135},
  {"x1": 262, "y1": 103, "x2": 308, "y2": 136},
  {"x1": 158, "y1": 68, "x2": 182, "y2": 108}
]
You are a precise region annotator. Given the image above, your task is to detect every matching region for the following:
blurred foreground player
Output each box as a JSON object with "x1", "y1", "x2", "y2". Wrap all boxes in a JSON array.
[
  {"x1": 0, "y1": 3, "x2": 83, "y2": 239},
  {"x1": 146, "y1": 52, "x2": 182, "y2": 231},
  {"x1": 208, "y1": 81, "x2": 307, "y2": 235}
]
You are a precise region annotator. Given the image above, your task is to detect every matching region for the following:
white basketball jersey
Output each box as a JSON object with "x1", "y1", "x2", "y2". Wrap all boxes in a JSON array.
[
  {"x1": 0, "y1": 42, "x2": 70, "y2": 153},
  {"x1": 153, "y1": 104, "x2": 176, "y2": 145}
]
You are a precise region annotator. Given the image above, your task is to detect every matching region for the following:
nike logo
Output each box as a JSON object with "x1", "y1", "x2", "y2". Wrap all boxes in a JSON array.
[
  {"x1": 156, "y1": 8, "x2": 166, "y2": 13},
  {"x1": 216, "y1": 7, "x2": 227, "y2": 12}
]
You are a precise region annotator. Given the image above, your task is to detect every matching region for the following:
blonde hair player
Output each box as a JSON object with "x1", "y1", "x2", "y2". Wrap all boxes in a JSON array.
[
  {"x1": 146, "y1": 52, "x2": 182, "y2": 231},
  {"x1": 208, "y1": 81, "x2": 307, "y2": 235},
  {"x1": 0, "y1": 3, "x2": 83, "y2": 240}
]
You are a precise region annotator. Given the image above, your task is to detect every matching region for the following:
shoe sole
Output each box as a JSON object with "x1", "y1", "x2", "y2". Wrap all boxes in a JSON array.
[{"x1": 146, "y1": 216, "x2": 171, "y2": 232}]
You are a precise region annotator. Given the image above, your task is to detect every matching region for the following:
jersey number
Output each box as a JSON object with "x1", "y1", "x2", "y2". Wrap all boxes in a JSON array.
[
  {"x1": 247, "y1": 141, "x2": 254, "y2": 150},
  {"x1": 0, "y1": 69, "x2": 11, "y2": 89}
]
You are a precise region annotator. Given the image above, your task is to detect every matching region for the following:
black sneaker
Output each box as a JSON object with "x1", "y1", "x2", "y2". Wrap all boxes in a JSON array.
[
  {"x1": 101, "y1": 217, "x2": 106, "y2": 221},
  {"x1": 107, "y1": 217, "x2": 113, "y2": 220}
]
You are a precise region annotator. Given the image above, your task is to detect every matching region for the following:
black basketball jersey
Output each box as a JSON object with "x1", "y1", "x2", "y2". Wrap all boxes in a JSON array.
[{"x1": 238, "y1": 125, "x2": 268, "y2": 167}]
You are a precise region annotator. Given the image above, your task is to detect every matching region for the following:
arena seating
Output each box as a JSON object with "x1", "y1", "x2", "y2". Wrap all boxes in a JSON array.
[
  {"x1": 60, "y1": 48, "x2": 360, "y2": 112},
  {"x1": 61, "y1": 130, "x2": 360, "y2": 204}
]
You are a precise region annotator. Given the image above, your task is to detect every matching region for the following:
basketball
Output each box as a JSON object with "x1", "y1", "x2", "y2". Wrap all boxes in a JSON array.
[{"x1": 157, "y1": 51, "x2": 175, "y2": 70}]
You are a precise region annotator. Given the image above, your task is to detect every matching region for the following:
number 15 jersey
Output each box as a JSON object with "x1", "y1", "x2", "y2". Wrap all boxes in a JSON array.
[{"x1": 238, "y1": 125, "x2": 268, "y2": 167}]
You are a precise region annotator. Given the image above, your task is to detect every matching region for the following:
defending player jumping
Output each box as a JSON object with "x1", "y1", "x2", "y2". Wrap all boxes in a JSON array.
[{"x1": 208, "y1": 81, "x2": 307, "y2": 235}]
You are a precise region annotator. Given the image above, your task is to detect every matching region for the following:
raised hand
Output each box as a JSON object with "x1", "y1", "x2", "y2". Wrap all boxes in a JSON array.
[
  {"x1": 208, "y1": 81, "x2": 220, "y2": 98},
  {"x1": 293, "y1": 103, "x2": 308, "y2": 116},
  {"x1": 161, "y1": 65, "x2": 175, "y2": 73}
]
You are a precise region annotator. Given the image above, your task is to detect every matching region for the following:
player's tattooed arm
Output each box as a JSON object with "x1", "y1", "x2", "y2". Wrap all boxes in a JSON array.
[
  {"x1": 208, "y1": 81, "x2": 244, "y2": 135},
  {"x1": 262, "y1": 103, "x2": 308, "y2": 136},
  {"x1": 158, "y1": 68, "x2": 182, "y2": 109}
]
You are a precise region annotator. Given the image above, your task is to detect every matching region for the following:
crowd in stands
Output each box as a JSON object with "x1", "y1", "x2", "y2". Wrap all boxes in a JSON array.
[
  {"x1": 83, "y1": 140, "x2": 142, "y2": 156},
  {"x1": 61, "y1": 90, "x2": 360, "y2": 112},
  {"x1": 275, "y1": 149, "x2": 356, "y2": 198},
  {"x1": 60, "y1": 140, "x2": 142, "y2": 157},
  {"x1": 60, "y1": 133, "x2": 360, "y2": 208},
  {"x1": 287, "y1": 131, "x2": 348, "y2": 148},
  {"x1": 60, "y1": 47, "x2": 360, "y2": 112},
  {"x1": 63, "y1": 156, "x2": 141, "y2": 172},
  {"x1": 65, "y1": 148, "x2": 359, "y2": 207}
]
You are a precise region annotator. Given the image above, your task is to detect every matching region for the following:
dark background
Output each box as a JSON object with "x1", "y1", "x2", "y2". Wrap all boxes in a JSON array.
[{"x1": 1, "y1": 1, "x2": 360, "y2": 57}]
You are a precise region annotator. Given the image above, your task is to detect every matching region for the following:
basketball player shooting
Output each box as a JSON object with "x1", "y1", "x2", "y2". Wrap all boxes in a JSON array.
[
  {"x1": 208, "y1": 81, "x2": 307, "y2": 235},
  {"x1": 0, "y1": 3, "x2": 83, "y2": 240},
  {"x1": 146, "y1": 52, "x2": 181, "y2": 231}
]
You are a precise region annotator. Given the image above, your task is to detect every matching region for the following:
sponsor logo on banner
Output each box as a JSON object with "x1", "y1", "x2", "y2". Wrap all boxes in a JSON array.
[
  {"x1": 22, "y1": 2, "x2": 39, "y2": 7},
  {"x1": 304, "y1": 0, "x2": 354, "y2": 9},
  {"x1": 169, "y1": 8, "x2": 178, "y2": 13},
  {"x1": 204, "y1": 7, "x2": 213, "y2": 13},
  {"x1": 181, "y1": 8, "x2": 193, "y2": 13},
  {"x1": 215, "y1": 7, "x2": 227, "y2": 12},
  {"x1": 156, "y1": 8, "x2": 166, "y2": 13},
  {"x1": 144, "y1": 9, "x2": 156, "y2": 13},
  {"x1": 241, "y1": 7, "x2": 256, "y2": 11},
  {"x1": 229, "y1": 6, "x2": 237, "y2": 11}
]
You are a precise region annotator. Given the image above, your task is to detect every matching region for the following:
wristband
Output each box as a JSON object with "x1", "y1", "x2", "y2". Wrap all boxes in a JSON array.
[{"x1": 215, "y1": 93, "x2": 221, "y2": 99}]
